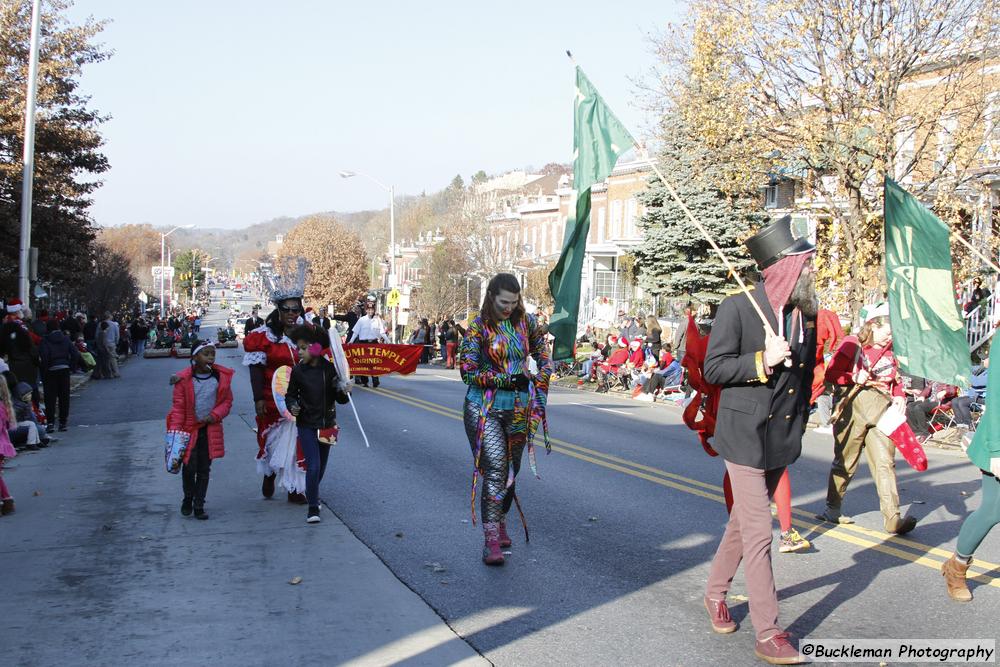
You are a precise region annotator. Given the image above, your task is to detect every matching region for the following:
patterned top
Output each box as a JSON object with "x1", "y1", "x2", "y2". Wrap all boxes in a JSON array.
[
  {"x1": 459, "y1": 313, "x2": 548, "y2": 408},
  {"x1": 459, "y1": 312, "x2": 554, "y2": 524}
]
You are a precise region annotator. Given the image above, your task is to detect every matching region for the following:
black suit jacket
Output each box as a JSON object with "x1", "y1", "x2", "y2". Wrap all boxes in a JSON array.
[
  {"x1": 704, "y1": 282, "x2": 817, "y2": 470},
  {"x1": 244, "y1": 316, "x2": 264, "y2": 335}
]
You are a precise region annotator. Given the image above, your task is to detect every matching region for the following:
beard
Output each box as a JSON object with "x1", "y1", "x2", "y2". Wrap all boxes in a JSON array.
[{"x1": 788, "y1": 270, "x2": 819, "y2": 318}]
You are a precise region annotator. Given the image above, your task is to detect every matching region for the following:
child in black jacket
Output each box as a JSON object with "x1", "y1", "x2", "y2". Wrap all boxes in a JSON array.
[{"x1": 285, "y1": 326, "x2": 349, "y2": 524}]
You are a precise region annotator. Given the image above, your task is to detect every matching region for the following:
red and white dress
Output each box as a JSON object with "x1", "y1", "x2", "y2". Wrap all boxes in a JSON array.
[{"x1": 243, "y1": 326, "x2": 306, "y2": 491}]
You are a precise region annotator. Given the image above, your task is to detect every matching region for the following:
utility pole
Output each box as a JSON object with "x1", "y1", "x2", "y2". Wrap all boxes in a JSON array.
[{"x1": 17, "y1": 0, "x2": 43, "y2": 305}]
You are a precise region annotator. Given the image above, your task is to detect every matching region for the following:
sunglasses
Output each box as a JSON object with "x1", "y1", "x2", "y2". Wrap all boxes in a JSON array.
[{"x1": 279, "y1": 306, "x2": 302, "y2": 314}]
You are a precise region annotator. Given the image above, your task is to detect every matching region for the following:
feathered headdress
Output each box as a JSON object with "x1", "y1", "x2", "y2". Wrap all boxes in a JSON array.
[{"x1": 269, "y1": 257, "x2": 308, "y2": 303}]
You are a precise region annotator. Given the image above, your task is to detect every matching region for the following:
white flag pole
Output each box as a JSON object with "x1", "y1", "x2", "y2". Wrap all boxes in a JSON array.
[
  {"x1": 347, "y1": 395, "x2": 370, "y2": 448},
  {"x1": 328, "y1": 325, "x2": 371, "y2": 447}
]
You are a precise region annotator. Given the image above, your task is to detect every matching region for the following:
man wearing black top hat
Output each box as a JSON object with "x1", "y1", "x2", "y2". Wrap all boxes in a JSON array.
[{"x1": 701, "y1": 215, "x2": 817, "y2": 665}]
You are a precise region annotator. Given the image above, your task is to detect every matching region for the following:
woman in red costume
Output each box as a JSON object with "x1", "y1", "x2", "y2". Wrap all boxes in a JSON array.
[{"x1": 243, "y1": 278, "x2": 309, "y2": 503}]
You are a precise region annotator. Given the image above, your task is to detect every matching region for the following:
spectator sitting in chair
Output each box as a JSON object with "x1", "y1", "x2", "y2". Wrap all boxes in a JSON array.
[
  {"x1": 631, "y1": 355, "x2": 660, "y2": 396},
  {"x1": 635, "y1": 349, "x2": 684, "y2": 402},
  {"x1": 580, "y1": 336, "x2": 614, "y2": 382},
  {"x1": 595, "y1": 337, "x2": 630, "y2": 393},
  {"x1": 906, "y1": 378, "x2": 959, "y2": 442},
  {"x1": 623, "y1": 337, "x2": 646, "y2": 388}
]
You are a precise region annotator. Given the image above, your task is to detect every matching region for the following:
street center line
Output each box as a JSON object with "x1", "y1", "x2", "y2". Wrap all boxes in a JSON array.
[{"x1": 360, "y1": 385, "x2": 1000, "y2": 583}]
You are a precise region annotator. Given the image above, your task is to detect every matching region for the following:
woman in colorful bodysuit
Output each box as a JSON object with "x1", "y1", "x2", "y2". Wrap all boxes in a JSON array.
[{"x1": 459, "y1": 273, "x2": 550, "y2": 566}]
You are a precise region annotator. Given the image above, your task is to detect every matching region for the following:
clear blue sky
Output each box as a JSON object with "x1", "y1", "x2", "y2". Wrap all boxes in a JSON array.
[{"x1": 64, "y1": 0, "x2": 683, "y2": 230}]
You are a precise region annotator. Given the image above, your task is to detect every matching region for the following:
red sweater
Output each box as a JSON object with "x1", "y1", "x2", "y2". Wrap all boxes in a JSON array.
[{"x1": 825, "y1": 336, "x2": 904, "y2": 398}]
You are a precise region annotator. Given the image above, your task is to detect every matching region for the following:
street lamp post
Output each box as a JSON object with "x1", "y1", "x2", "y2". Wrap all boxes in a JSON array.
[
  {"x1": 17, "y1": 0, "x2": 42, "y2": 305},
  {"x1": 340, "y1": 170, "x2": 397, "y2": 342},
  {"x1": 194, "y1": 256, "x2": 218, "y2": 304},
  {"x1": 160, "y1": 225, "x2": 194, "y2": 318}
]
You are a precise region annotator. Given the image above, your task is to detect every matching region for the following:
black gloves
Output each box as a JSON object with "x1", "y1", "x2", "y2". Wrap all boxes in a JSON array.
[{"x1": 512, "y1": 374, "x2": 531, "y2": 393}]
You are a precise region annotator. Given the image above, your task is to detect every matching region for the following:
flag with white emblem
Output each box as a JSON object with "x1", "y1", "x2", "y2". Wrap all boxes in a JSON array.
[
  {"x1": 884, "y1": 177, "x2": 970, "y2": 386},
  {"x1": 548, "y1": 66, "x2": 635, "y2": 360}
]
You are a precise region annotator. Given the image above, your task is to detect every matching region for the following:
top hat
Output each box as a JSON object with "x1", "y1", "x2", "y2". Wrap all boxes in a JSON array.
[{"x1": 744, "y1": 215, "x2": 814, "y2": 269}]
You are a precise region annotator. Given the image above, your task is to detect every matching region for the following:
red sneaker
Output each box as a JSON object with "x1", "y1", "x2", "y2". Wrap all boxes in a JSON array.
[
  {"x1": 754, "y1": 632, "x2": 803, "y2": 665},
  {"x1": 703, "y1": 596, "x2": 737, "y2": 634},
  {"x1": 482, "y1": 522, "x2": 505, "y2": 566}
]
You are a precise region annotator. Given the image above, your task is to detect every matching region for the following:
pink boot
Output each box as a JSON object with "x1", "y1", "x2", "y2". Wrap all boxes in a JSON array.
[
  {"x1": 482, "y1": 522, "x2": 505, "y2": 566},
  {"x1": 498, "y1": 521, "x2": 512, "y2": 549}
]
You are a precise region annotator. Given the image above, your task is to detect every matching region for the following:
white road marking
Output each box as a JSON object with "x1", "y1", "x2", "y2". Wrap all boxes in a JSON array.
[
  {"x1": 565, "y1": 401, "x2": 633, "y2": 416},
  {"x1": 432, "y1": 374, "x2": 462, "y2": 382}
]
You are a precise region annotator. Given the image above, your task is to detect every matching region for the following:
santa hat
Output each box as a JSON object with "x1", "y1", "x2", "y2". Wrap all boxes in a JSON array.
[
  {"x1": 6, "y1": 298, "x2": 23, "y2": 314},
  {"x1": 629, "y1": 337, "x2": 642, "y2": 348},
  {"x1": 618, "y1": 337, "x2": 628, "y2": 348}
]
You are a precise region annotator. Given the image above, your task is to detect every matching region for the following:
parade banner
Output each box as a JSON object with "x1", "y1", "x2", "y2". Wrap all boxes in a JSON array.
[
  {"x1": 884, "y1": 178, "x2": 970, "y2": 387},
  {"x1": 344, "y1": 343, "x2": 422, "y2": 377},
  {"x1": 548, "y1": 65, "x2": 635, "y2": 360}
]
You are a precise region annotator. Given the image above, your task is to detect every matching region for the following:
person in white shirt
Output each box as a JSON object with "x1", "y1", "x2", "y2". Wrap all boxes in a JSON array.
[{"x1": 349, "y1": 300, "x2": 389, "y2": 387}]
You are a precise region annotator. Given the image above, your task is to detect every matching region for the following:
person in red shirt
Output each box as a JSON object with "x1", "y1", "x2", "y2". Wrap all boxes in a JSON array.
[
  {"x1": 595, "y1": 338, "x2": 630, "y2": 392},
  {"x1": 818, "y1": 302, "x2": 917, "y2": 534},
  {"x1": 811, "y1": 308, "x2": 845, "y2": 434}
]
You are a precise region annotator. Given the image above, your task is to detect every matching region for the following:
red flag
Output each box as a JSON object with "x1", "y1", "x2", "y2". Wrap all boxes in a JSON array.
[
  {"x1": 680, "y1": 315, "x2": 720, "y2": 457},
  {"x1": 344, "y1": 343, "x2": 422, "y2": 377}
]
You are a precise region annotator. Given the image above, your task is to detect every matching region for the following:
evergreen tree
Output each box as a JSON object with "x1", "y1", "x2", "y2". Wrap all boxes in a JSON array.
[{"x1": 634, "y1": 112, "x2": 767, "y2": 305}]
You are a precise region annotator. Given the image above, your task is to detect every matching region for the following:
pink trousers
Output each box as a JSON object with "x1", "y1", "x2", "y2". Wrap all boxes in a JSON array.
[{"x1": 707, "y1": 461, "x2": 786, "y2": 641}]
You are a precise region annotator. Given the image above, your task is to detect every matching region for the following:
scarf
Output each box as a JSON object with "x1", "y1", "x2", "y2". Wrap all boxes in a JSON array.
[{"x1": 761, "y1": 252, "x2": 813, "y2": 319}]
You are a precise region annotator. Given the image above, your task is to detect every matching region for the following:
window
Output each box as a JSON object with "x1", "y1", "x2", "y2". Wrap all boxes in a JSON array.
[
  {"x1": 611, "y1": 200, "x2": 623, "y2": 238},
  {"x1": 895, "y1": 117, "x2": 916, "y2": 184},
  {"x1": 764, "y1": 185, "x2": 778, "y2": 208},
  {"x1": 936, "y1": 112, "x2": 959, "y2": 175},
  {"x1": 540, "y1": 222, "x2": 548, "y2": 256},
  {"x1": 593, "y1": 269, "x2": 618, "y2": 299},
  {"x1": 598, "y1": 207, "x2": 606, "y2": 243},
  {"x1": 531, "y1": 228, "x2": 537, "y2": 257},
  {"x1": 986, "y1": 93, "x2": 1000, "y2": 159},
  {"x1": 625, "y1": 197, "x2": 638, "y2": 237}
]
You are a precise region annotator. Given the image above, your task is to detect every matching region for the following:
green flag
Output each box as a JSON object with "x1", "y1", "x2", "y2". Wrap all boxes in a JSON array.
[
  {"x1": 547, "y1": 66, "x2": 634, "y2": 360},
  {"x1": 884, "y1": 177, "x2": 970, "y2": 386}
]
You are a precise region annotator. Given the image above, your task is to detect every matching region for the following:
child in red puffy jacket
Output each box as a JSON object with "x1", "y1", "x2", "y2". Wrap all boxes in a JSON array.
[{"x1": 166, "y1": 341, "x2": 234, "y2": 520}]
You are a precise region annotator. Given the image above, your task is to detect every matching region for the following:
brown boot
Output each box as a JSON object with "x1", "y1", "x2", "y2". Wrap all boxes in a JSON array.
[
  {"x1": 1, "y1": 498, "x2": 14, "y2": 515},
  {"x1": 885, "y1": 514, "x2": 917, "y2": 535},
  {"x1": 942, "y1": 555, "x2": 973, "y2": 602}
]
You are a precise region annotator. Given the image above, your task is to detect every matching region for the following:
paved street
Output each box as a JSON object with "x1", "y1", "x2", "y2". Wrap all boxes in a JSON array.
[{"x1": 4, "y1": 300, "x2": 1000, "y2": 666}]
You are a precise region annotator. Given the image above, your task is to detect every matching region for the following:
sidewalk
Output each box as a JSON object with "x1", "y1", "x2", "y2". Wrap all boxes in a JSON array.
[{"x1": 1, "y1": 388, "x2": 485, "y2": 666}]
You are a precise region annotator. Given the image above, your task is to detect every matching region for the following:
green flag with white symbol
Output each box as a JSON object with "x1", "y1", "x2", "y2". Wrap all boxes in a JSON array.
[
  {"x1": 884, "y1": 177, "x2": 970, "y2": 386},
  {"x1": 548, "y1": 67, "x2": 635, "y2": 360}
]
